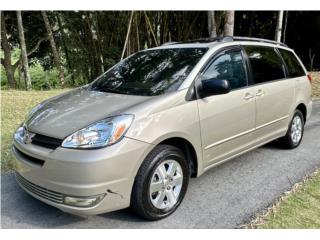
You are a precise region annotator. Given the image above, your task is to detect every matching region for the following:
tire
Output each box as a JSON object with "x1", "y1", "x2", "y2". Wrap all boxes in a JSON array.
[
  {"x1": 131, "y1": 144, "x2": 190, "y2": 220},
  {"x1": 278, "y1": 109, "x2": 305, "y2": 149}
]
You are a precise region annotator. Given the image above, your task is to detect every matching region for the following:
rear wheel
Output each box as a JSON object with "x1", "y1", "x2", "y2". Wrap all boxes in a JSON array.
[
  {"x1": 131, "y1": 145, "x2": 189, "y2": 220},
  {"x1": 278, "y1": 109, "x2": 304, "y2": 149}
]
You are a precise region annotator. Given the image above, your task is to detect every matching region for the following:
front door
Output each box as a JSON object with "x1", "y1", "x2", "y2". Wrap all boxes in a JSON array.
[{"x1": 197, "y1": 47, "x2": 256, "y2": 168}]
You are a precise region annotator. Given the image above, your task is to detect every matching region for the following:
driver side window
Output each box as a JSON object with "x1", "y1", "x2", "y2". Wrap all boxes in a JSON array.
[{"x1": 202, "y1": 50, "x2": 247, "y2": 90}]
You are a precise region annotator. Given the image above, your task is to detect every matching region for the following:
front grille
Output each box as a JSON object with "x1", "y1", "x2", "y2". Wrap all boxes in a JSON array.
[
  {"x1": 15, "y1": 173, "x2": 64, "y2": 204},
  {"x1": 31, "y1": 133, "x2": 63, "y2": 149},
  {"x1": 14, "y1": 146, "x2": 45, "y2": 166}
]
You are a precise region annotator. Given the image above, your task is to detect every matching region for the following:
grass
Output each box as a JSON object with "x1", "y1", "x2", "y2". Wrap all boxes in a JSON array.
[
  {"x1": 1, "y1": 89, "x2": 68, "y2": 172},
  {"x1": 249, "y1": 170, "x2": 320, "y2": 228}
]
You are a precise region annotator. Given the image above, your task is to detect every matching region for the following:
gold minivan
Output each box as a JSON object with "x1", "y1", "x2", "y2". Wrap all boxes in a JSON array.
[{"x1": 13, "y1": 37, "x2": 312, "y2": 220}]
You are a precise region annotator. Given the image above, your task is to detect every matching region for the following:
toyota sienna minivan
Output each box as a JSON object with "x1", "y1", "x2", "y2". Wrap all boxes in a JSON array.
[{"x1": 13, "y1": 36, "x2": 312, "y2": 220}]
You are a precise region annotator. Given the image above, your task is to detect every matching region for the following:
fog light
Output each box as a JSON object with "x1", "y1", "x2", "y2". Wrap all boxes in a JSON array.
[{"x1": 64, "y1": 194, "x2": 105, "y2": 207}]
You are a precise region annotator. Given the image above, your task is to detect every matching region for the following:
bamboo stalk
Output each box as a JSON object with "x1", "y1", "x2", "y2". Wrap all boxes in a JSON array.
[
  {"x1": 121, "y1": 11, "x2": 134, "y2": 60},
  {"x1": 144, "y1": 11, "x2": 158, "y2": 46}
]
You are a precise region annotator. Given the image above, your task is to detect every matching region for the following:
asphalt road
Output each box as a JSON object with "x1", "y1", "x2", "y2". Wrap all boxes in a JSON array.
[{"x1": 2, "y1": 102, "x2": 320, "y2": 229}]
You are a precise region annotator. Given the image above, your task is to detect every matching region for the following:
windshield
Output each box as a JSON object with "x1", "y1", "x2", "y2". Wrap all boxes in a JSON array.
[{"x1": 90, "y1": 48, "x2": 208, "y2": 96}]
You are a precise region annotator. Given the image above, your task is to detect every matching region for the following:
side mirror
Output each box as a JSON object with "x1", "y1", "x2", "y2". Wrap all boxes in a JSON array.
[{"x1": 198, "y1": 78, "x2": 230, "y2": 98}]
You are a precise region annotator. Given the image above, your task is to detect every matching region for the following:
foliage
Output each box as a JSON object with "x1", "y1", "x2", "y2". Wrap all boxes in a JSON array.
[
  {"x1": 1, "y1": 53, "x2": 67, "y2": 90},
  {"x1": 1, "y1": 11, "x2": 320, "y2": 90},
  {"x1": 28, "y1": 60, "x2": 60, "y2": 89}
]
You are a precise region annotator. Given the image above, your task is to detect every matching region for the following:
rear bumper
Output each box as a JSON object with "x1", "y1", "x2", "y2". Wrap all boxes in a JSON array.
[{"x1": 13, "y1": 136, "x2": 153, "y2": 215}]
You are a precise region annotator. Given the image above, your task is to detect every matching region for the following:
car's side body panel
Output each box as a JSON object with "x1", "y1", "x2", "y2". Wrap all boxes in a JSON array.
[
  {"x1": 252, "y1": 79, "x2": 296, "y2": 144},
  {"x1": 197, "y1": 87, "x2": 256, "y2": 167},
  {"x1": 125, "y1": 89, "x2": 204, "y2": 176}
]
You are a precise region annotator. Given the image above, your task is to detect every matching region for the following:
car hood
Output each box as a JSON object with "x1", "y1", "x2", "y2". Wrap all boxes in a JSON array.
[{"x1": 25, "y1": 88, "x2": 150, "y2": 139}]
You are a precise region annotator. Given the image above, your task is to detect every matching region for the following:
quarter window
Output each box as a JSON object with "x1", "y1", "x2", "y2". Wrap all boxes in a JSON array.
[
  {"x1": 278, "y1": 49, "x2": 306, "y2": 78},
  {"x1": 244, "y1": 46, "x2": 286, "y2": 84},
  {"x1": 202, "y1": 50, "x2": 247, "y2": 90}
]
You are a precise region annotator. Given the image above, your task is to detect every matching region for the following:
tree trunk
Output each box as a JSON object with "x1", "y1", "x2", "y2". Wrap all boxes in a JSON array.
[
  {"x1": 85, "y1": 12, "x2": 102, "y2": 77},
  {"x1": 5, "y1": 65, "x2": 15, "y2": 89},
  {"x1": 16, "y1": 11, "x2": 32, "y2": 90},
  {"x1": 309, "y1": 49, "x2": 315, "y2": 71},
  {"x1": 282, "y1": 11, "x2": 288, "y2": 43},
  {"x1": 121, "y1": 11, "x2": 134, "y2": 60},
  {"x1": 208, "y1": 11, "x2": 217, "y2": 38},
  {"x1": 135, "y1": 13, "x2": 140, "y2": 51},
  {"x1": 144, "y1": 11, "x2": 158, "y2": 46},
  {"x1": 223, "y1": 11, "x2": 235, "y2": 36},
  {"x1": 94, "y1": 12, "x2": 105, "y2": 73},
  {"x1": 56, "y1": 12, "x2": 74, "y2": 83},
  {"x1": 1, "y1": 13, "x2": 16, "y2": 88},
  {"x1": 275, "y1": 10, "x2": 284, "y2": 42},
  {"x1": 42, "y1": 11, "x2": 65, "y2": 86},
  {"x1": 248, "y1": 11, "x2": 255, "y2": 37}
]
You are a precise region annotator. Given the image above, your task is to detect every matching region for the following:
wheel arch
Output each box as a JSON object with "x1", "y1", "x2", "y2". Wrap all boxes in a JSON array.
[
  {"x1": 296, "y1": 102, "x2": 307, "y2": 123},
  {"x1": 158, "y1": 137, "x2": 199, "y2": 178}
]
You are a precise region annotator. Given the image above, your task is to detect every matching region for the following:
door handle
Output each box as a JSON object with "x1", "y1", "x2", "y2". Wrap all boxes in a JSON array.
[
  {"x1": 256, "y1": 89, "x2": 264, "y2": 97},
  {"x1": 243, "y1": 93, "x2": 254, "y2": 100}
]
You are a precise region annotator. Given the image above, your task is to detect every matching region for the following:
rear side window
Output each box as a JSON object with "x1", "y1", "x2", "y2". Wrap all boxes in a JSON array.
[
  {"x1": 202, "y1": 50, "x2": 247, "y2": 90},
  {"x1": 244, "y1": 46, "x2": 286, "y2": 84},
  {"x1": 278, "y1": 49, "x2": 306, "y2": 78}
]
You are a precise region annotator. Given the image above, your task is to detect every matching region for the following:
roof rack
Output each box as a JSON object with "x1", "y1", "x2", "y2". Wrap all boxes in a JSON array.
[
  {"x1": 161, "y1": 36, "x2": 287, "y2": 47},
  {"x1": 161, "y1": 42, "x2": 179, "y2": 46},
  {"x1": 231, "y1": 36, "x2": 288, "y2": 47},
  {"x1": 161, "y1": 37, "x2": 231, "y2": 46},
  {"x1": 167, "y1": 36, "x2": 233, "y2": 45}
]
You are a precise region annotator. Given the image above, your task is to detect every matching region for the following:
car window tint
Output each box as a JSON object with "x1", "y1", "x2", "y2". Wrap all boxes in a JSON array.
[
  {"x1": 90, "y1": 48, "x2": 208, "y2": 96},
  {"x1": 202, "y1": 50, "x2": 247, "y2": 90},
  {"x1": 278, "y1": 49, "x2": 305, "y2": 78},
  {"x1": 244, "y1": 46, "x2": 286, "y2": 84}
]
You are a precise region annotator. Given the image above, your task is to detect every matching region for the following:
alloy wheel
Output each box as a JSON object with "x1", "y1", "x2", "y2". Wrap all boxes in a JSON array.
[
  {"x1": 149, "y1": 160, "x2": 183, "y2": 210},
  {"x1": 291, "y1": 115, "x2": 303, "y2": 145}
]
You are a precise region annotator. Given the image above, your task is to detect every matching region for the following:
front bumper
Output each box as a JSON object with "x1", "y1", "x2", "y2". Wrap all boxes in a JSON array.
[{"x1": 13, "y1": 136, "x2": 152, "y2": 216}]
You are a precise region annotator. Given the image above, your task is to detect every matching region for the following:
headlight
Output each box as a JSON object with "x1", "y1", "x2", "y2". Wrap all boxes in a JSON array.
[
  {"x1": 61, "y1": 115, "x2": 134, "y2": 149},
  {"x1": 14, "y1": 124, "x2": 25, "y2": 144}
]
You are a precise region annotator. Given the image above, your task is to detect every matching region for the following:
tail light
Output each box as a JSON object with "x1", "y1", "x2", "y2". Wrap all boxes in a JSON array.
[{"x1": 307, "y1": 74, "x2": 312, "y2": 84}]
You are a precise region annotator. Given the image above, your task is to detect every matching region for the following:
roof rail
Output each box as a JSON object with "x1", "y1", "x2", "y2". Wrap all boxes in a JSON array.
[
  {"x1": 169, "y1": 37, "x2": 233, "y2": 45},
  {"x1": 161, "y1": 42, "x2": 179, "y2": 46},
  {"x1": 231, "y1": 36, "x2": 288, "y2": 47},
  {"x1": 161, "y1": 36, "x2": 288, "y2": 47}
]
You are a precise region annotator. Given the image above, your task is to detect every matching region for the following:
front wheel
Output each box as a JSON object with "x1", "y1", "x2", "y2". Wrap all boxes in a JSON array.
[
  {"x1": 278, "y1": 109, "x2": 305, "y2": 149},
  {"x1": 131, "y1": 145, "x2": 189, "y2": 220}
]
